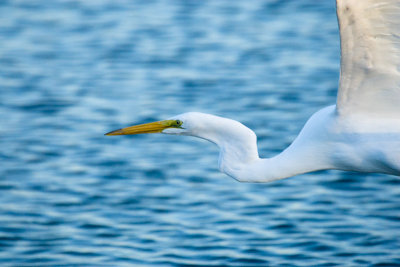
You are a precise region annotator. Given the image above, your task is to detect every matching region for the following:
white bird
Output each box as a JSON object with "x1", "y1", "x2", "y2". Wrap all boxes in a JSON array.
[{"x1": 106, "y1": 0, "x2": 400, "y2": 183}]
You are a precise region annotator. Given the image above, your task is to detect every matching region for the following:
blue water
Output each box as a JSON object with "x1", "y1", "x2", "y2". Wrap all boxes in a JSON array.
[{"x1": 1, "y1": 0, "x2": 400, "y2": 266}]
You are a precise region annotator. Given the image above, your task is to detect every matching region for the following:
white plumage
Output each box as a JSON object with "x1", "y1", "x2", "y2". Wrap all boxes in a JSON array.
[
  {"x1": 336, "y1": 0, "x2": 400, "y2": 116},
  {"x1": 106, "y1": 0, "x2": 400, "y2": 183}
]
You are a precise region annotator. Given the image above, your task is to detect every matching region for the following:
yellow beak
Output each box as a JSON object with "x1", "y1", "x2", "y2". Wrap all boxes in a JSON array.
[{"x1": 105, "y1": 119, "x2": 182, "y2": 136}]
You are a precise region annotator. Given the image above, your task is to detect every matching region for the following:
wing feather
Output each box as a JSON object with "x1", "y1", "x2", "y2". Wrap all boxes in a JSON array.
[{"x1": 336, "y1": 0, "x2": 400, "y2": 116}]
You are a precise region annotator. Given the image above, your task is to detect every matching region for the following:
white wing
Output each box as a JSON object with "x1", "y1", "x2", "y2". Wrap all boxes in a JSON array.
[{"x1": 336, "y1": 0, "x2": 400, "y2": 116}]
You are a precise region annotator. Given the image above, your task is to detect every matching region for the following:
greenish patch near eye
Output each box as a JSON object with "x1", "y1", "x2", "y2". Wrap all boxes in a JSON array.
[
  {"x1": 161, "y1": 119, "x2": 183, "y2": 128},
  {"x1": 175, "y1": 120, "x2": 183, "y2": 127}
]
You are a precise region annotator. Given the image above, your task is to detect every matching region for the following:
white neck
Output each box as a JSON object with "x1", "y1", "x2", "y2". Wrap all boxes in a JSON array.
[
  {"x1": 187, "y1": 113, "x2": 330, "y2": 182},
  {"x1": 221, "y1": 144, "x2": 327, "y2": 183}
]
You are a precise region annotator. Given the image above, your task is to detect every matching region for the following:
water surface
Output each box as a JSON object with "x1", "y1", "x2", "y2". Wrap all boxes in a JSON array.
[{"x1": 1, "y1": 0, "x2": 400, "y2": 266}]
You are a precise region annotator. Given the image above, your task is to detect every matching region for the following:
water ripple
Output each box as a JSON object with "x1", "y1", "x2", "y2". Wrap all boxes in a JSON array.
[{"x1": 1, "y1": 0, "x2": 400, "y2": 266}]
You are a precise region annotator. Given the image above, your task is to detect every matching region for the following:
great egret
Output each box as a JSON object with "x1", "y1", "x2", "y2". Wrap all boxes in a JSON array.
[{"x1": 106, "y1": 0, "x2": 400, "y2": 183}]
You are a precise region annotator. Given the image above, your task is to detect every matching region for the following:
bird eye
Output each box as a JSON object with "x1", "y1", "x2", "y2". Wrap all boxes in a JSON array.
[{"x1": 176, "y1": 120, "x2": 182, "y2": 126}]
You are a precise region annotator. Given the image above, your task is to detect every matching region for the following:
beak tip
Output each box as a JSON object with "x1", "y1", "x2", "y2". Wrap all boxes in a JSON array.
[{"x1": 104, "y1": 129, "x2": 122, "y2": 136}]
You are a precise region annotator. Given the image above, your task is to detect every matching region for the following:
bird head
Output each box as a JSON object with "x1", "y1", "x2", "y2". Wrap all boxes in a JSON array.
[
  {"x1": 105, "y1": 112, "x2": 257, "y2": 150},
  {"x1": 105, "y1": 112, "x2": 260, "y2": 179}
]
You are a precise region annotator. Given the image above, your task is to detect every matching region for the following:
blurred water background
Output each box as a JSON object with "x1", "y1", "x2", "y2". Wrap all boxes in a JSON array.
[{"x1": 1, "y1": 0, "x2": 400, "y2": 266}]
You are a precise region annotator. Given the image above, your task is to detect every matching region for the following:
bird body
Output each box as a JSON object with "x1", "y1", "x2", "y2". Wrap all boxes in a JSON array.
[
  {"x1": 170, "y1": 107, "x2": 400, "y2": 182},
  {"x1": 106, "y1": 0, "x2": 400, "y2": 183}
]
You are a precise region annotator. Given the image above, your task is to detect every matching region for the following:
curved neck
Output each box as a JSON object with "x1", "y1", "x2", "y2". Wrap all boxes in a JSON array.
[
  {"x1": 219, "y1": 141, "x2": 331, "y2": 183},
  {"x1": 185, "y1": 112, "x2": 333, "y2": 182}
]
